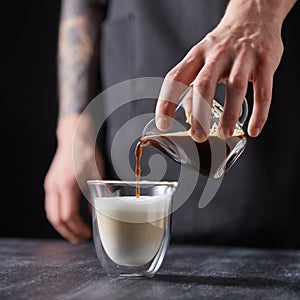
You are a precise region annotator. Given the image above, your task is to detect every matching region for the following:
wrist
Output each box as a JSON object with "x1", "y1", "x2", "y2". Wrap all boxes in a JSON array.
[
  {"x1": 56, "y1": 114, "x2": 95, "y2": 146},
  {"x1": 223, "y1": 0, "x2": 296, "y2": 31}
]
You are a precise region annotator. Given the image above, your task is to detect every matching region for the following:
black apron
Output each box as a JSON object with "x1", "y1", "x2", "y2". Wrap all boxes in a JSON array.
[{"x1": 99, "y1": 0, "x2": 300, "y2": 248}]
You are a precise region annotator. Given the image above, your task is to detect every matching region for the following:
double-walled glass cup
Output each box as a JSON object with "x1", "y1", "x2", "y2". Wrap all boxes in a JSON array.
[{"x1": 87, "y1": 180, "x2": 178, "y2": 278}]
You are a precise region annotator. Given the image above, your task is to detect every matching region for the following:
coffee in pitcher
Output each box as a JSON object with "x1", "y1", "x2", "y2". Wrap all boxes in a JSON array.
[{"x1": 135, "y1": 128, "x2": 246, "y2": 182}]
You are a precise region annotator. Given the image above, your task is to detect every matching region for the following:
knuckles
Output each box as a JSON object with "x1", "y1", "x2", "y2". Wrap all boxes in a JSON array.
[
  {"x1": 46, "y1": 210, "x2": 75, "y2": 227},
  {"x1": 193, "y1": 75, "x2": 212, "y2": 91},
  {"x1": 165, "y1": 69, "x2": 185, "y2": 83},
  {"x1": 213, "y1": 42, "x2": 228, "y2": 58},
  {"x1": 256, "y1": 47, "x2": 272, "y2": 65},
  {"x1": 257, "y1": 90, "x2": 272, "y2": 103},
  {"x1": 228, "y1": 74, "x2": 247, "y2": 90},
  {"x1": 186, "y1": 44, "x2": 202, "y2": 59},
  {"x1": 45, "y1": 209, "x2": 63, "y2": 228},
  {"x1": 43, "y1": 175, "x2": 56, "y2": 193},
  {"x1": 60, "y1": 211, "x2": 74, "y2": 224}
]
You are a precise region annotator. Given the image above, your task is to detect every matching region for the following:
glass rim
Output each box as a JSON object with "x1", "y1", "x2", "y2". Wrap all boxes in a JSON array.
[{"x1": 87, "y1": 180, "x2": 178, "y2": 187}]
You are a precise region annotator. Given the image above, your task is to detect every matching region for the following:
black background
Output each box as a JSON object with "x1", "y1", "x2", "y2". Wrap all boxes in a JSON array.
[{"x1": 1, "y1": 1, "x2": 61, "y2": 238}]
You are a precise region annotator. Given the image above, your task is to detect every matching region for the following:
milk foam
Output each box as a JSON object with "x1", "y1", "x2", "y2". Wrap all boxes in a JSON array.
[
  {"x1": 95, "y1": 196, "x2": 170, "y2": 266},
  {"x1": 94, "y1": 195, "x2": 171, "y2": 223}
]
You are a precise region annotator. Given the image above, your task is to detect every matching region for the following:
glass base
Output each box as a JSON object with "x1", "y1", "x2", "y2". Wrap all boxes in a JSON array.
[{"x1": 108, "y1": 271, "x2": 155, "y2": 279}]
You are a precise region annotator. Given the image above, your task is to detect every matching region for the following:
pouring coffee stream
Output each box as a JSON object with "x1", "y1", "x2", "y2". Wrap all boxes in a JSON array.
[
  {"x1": 135, "y1": 142, "x2": 142, "y2": 198},
  {"x1": 135, "y1": 84, "x2": 248, "y2": 197}
]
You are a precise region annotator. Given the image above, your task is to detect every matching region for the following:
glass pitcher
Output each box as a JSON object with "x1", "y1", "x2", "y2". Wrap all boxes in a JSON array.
[{"x1": 140, "y1": 83, "x2": 248, "y2": 179}]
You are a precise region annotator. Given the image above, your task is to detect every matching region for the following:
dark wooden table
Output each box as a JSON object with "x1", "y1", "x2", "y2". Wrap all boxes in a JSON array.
[{"x1": 1, "y1": 238, "x2": 300, "y2": 299}]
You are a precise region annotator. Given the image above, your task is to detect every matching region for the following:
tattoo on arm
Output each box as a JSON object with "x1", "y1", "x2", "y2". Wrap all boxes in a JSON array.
[{"x1": 58, "y1": 0, "x2": 107, "y2": 118}]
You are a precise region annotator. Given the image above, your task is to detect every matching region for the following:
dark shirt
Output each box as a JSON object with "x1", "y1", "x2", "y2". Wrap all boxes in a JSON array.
[{"x1": 99, "y1": 0, "x2": 300, "y2": 248}]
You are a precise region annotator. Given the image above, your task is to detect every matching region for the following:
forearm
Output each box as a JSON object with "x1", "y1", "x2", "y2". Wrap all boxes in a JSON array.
[{"x1": 58, "y1": 0, "x2": 106, "y2": 118}]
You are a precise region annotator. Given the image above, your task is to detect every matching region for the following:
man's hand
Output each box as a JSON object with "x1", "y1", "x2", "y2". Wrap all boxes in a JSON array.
[
  {"x1": 156, "y1": 0, "x2": 296, "y2": 141},
  {"x1": 44, "y1": 115, "x2": 104, "y2": 243}
]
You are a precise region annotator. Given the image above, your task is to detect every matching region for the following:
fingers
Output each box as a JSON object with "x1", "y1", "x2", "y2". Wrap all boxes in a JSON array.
[
  {"x1": 191, "y1": 80, "x2": 214, "y2": 142},
  {"x1": 248, "y1": 70, "x2": 273, "y2": 137},
  {"x1": 45, "y1": 192, "x2": 82, "y2": 244},
  {"x1": 155, "y1": 46, "x2": 204, "y2": 131},
  {"x1": 45, "y1": 187, "x2": 91, "y2": 244},
  {"x1": 219, "y1": 58, "x2": 251, "y2": 137},
  {"x1": 191, "y1": 60, "x2": 225, "y2": 142},
  {"x1": 60, "y1": 189, "x2": 92, "y2": 240}
]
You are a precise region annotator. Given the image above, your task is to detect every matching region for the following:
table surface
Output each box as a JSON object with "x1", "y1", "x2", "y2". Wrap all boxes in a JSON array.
[{"x1": 0, "y1": 238, "x2": 300, "y2": 300}]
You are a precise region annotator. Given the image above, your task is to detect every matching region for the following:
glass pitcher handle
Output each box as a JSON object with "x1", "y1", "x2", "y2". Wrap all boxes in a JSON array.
[
  {"x1": 142, "y1": 118, "x2": 159, "y2": 137},
  {"x1": 176, "y1": 86, "x2": 192, "y2": 112},
  {"x1": 238, "y1": 97, "x2": 248, "y2": 127}
]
